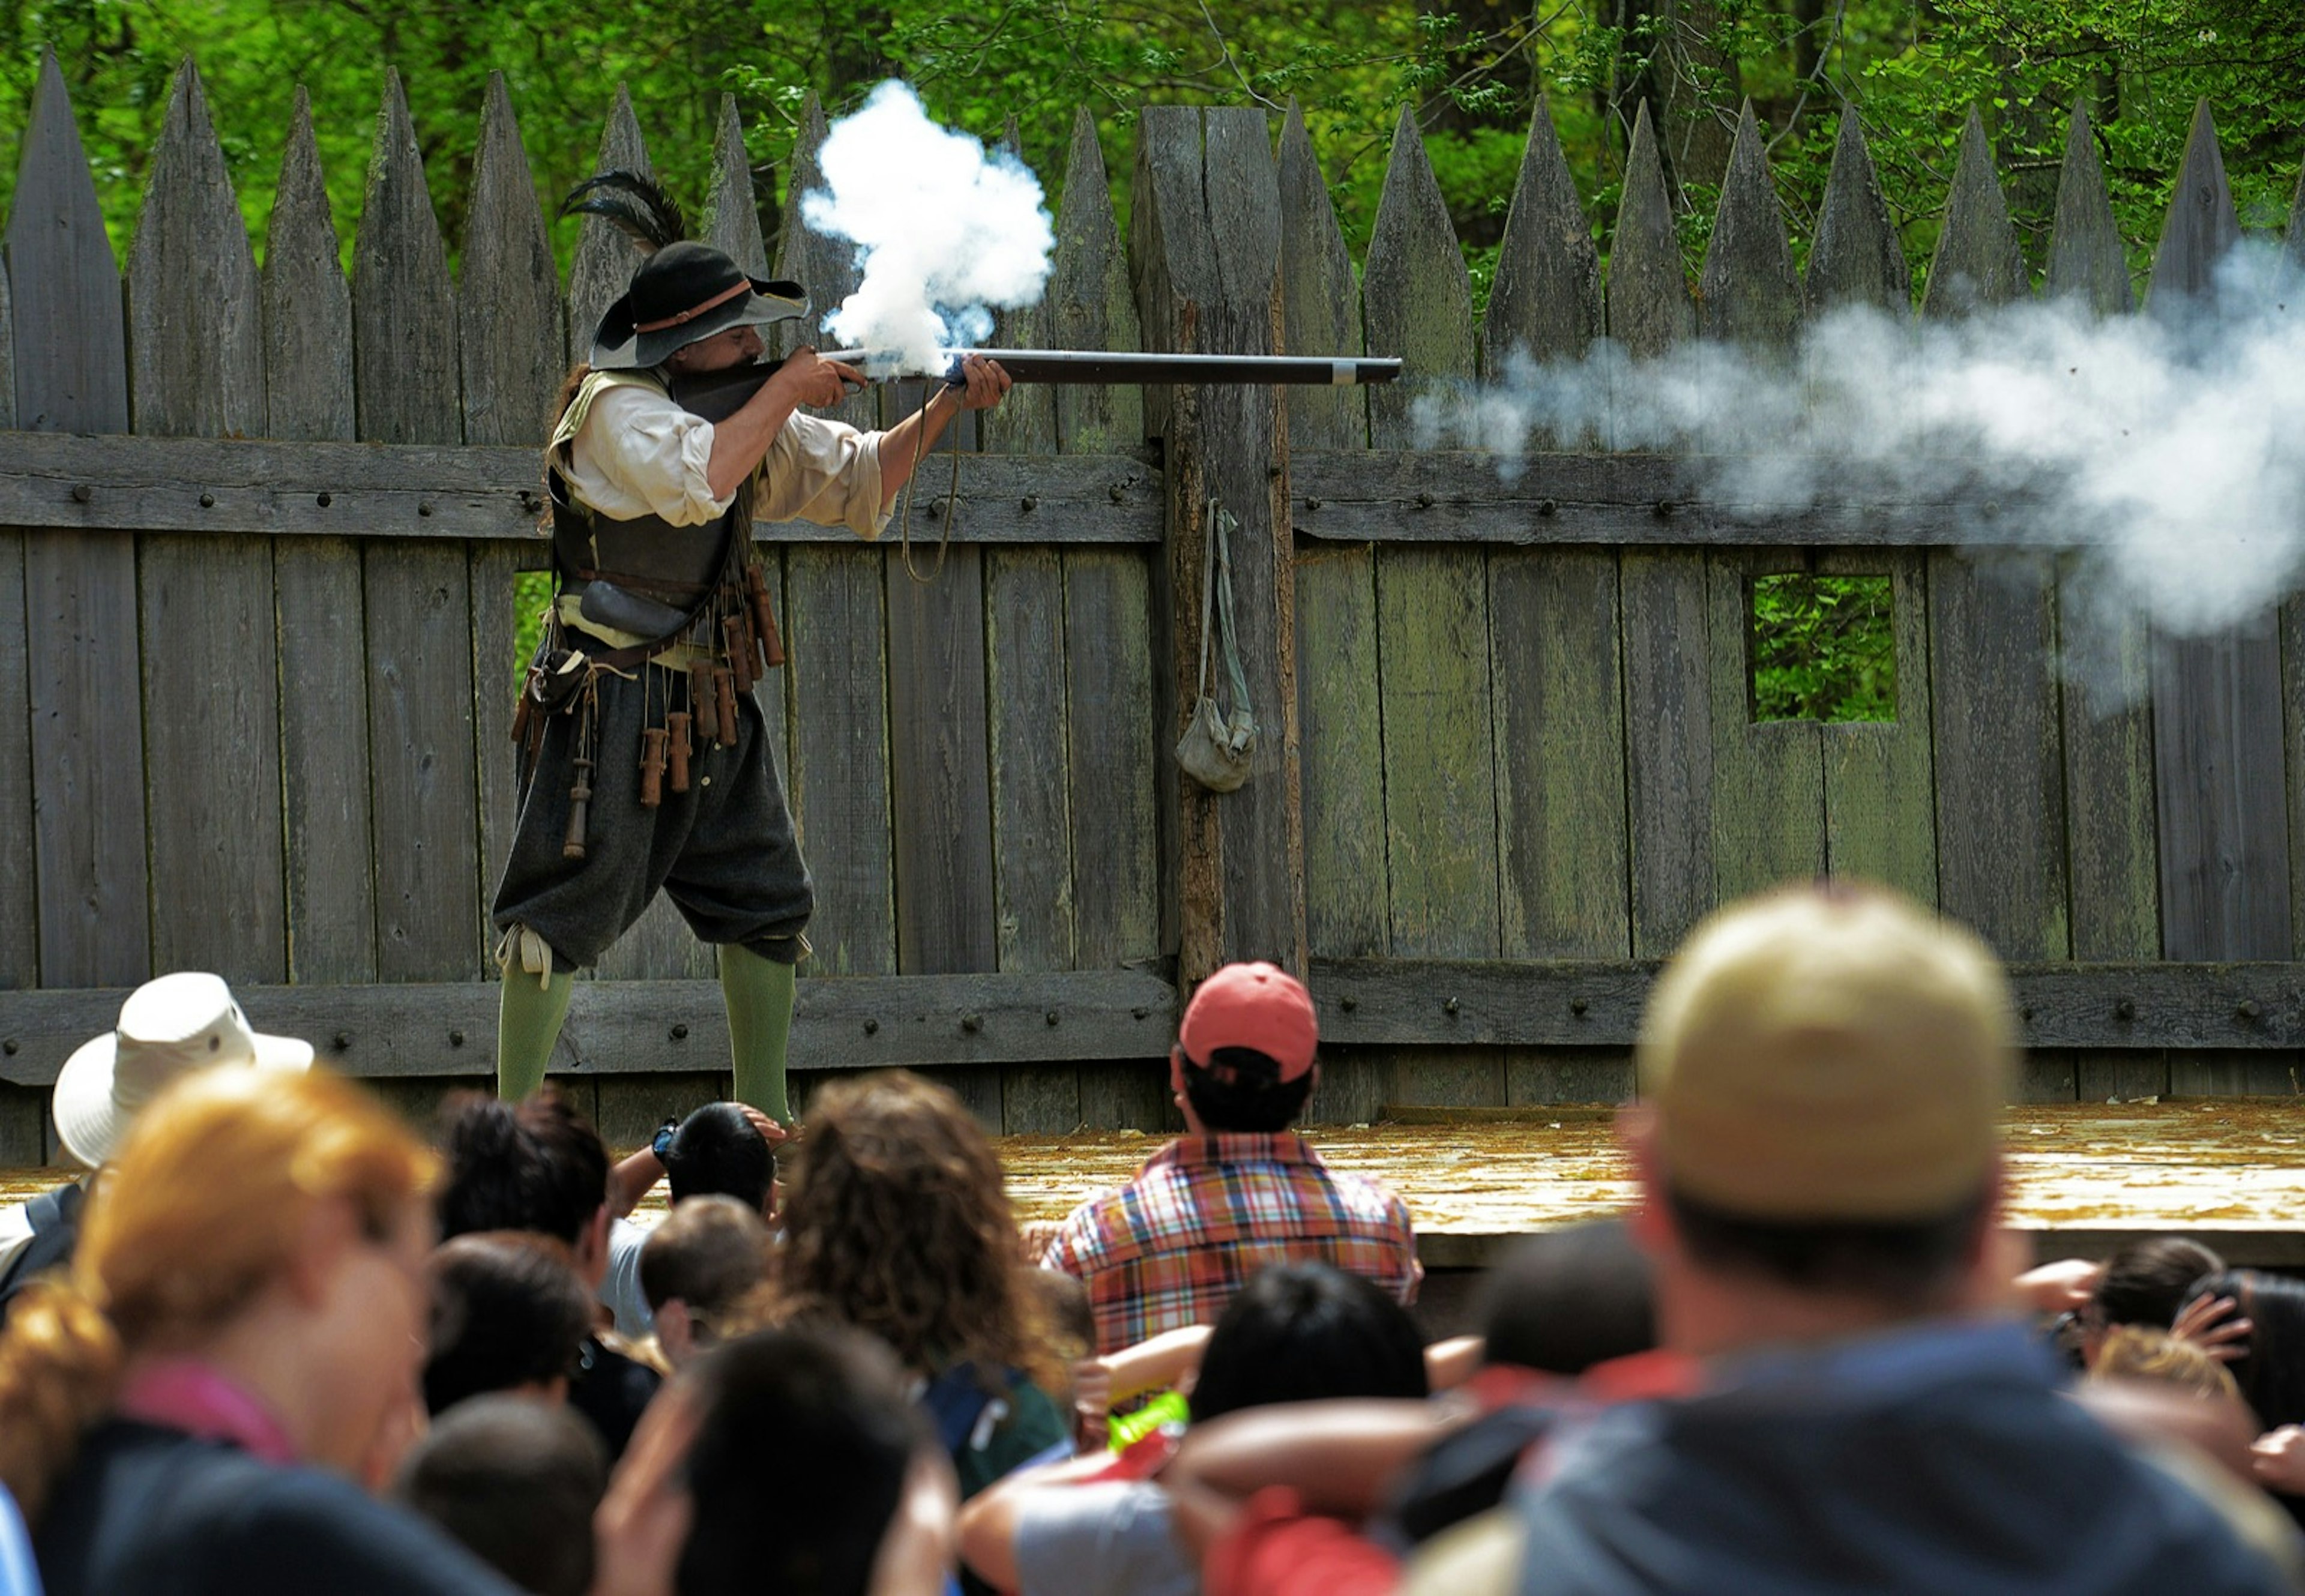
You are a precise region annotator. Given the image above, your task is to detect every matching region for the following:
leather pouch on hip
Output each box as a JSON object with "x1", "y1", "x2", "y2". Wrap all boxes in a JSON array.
[
  {"x1": 579, "y1": 579, "x2": 692, "y2": 642},
  {"x1": 525, "y1": 648, "x2": 588, "y2": 715}
]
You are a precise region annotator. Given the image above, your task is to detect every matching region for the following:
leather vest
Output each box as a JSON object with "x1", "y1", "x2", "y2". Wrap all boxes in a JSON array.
[
  {"x1": 547, "y1": 471, "x2": 734, "y2": 599},
  {"x1": 546, "y1": 367, "x2": 740, "y2": 598}
]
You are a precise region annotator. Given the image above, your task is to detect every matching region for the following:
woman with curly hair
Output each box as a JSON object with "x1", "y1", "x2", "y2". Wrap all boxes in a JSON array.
[{"x1": 764, "y1": 1070, "x2": 1071, "y2": 1499}]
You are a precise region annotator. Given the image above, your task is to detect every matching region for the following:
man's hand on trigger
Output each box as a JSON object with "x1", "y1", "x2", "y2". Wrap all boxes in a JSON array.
[
  {"x1": 770, "y1": 346, "x2": 867, "y2": 410},
  {"x1": 950, "y1": 354, "x2": 1011, "y2": 411}
]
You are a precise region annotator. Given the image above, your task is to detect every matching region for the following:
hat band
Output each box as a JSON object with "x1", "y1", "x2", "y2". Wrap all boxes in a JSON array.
[{"x1": 635, "y1": 281, "x2": 752, "y2": 334}]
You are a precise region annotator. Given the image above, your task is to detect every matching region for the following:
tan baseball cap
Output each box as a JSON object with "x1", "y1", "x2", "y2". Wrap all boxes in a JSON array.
[{"x1": 1637, "y1": 885, "x2": 2016, "y2": 1221}]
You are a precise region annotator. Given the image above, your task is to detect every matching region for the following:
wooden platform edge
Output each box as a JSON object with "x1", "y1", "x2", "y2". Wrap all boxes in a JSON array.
[
  {"x1": 1415, "y1": 1222, "x2": 2305, "y2": 1271},
  {"x1": 0, "y1": 968, "x2": 1181, "y2": 1085}
]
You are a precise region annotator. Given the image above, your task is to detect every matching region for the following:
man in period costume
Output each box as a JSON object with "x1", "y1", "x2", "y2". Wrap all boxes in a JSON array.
[{"x1": 493, "y1": 176, "x2": 1008, "y2": 1121}]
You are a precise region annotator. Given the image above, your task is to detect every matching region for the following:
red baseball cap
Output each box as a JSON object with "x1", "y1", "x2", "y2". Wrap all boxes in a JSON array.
[{"x1": 1177, "y1": 962, "x2": 1318, "y2": 1081}]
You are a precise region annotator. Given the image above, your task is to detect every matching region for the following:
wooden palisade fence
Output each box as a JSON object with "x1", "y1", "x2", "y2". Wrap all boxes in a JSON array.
[{"x1": 2, "y1": 53, "x2": 2302, "y2": 1162}]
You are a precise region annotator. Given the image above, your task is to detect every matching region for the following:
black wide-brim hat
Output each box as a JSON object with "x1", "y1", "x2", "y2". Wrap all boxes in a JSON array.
[{"x1": 592, "y1": 240, "x2": 810, "y2": 370}]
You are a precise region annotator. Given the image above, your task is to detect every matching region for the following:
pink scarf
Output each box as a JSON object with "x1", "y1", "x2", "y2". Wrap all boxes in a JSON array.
[{"x1": 116, "y1": 1360, "x2": 298, "y2": 1466}]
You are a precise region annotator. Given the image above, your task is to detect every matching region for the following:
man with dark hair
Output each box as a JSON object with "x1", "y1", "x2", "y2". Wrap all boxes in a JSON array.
[
  {"x1": 423, "y1": 1233, "x2": 594, "y2": 1414},
  {"x1": 393, "y1": 1396, "x2": 607, "y2": 1596},
  {"x1": 638, "y1": 1196, "x2": 769, "y2": 1370},
  {"x1": 679, "y1": 1326, "x2": 949, "y2": 1596},
  {"x1": 432, "y1": 1091, "x2": 661, "y2": 1457},
  {"x1": 1040, "y1": 963, "x2": 1418, "y2": 1353}
]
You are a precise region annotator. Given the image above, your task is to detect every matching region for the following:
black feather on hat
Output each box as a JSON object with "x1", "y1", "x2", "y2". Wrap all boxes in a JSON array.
[{"x1": 565, "y1": 171, "x2": 808, "y2": 370}]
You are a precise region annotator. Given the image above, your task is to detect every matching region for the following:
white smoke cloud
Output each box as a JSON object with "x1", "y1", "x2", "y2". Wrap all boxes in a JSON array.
[
  {"x1": 801, "y1": 82, "x2": 1054, "y2": 375},
  {"x1": 1415, "y1": 242, "x2": 2305, "y2": 658}
]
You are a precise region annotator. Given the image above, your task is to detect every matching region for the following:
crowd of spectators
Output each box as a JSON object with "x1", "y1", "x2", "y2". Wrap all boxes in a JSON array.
[{"x1": 2, "y1": 885, "x2": 2305, "y2": 1594}]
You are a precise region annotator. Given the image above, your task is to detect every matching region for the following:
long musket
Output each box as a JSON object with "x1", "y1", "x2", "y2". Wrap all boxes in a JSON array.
[{"x1": 670, "y1": 348, "x2": 1402, "y2": 420}]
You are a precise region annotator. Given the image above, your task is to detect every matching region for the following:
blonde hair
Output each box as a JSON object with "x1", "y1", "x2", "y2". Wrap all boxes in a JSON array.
[
  {"x1": 0, "y1": 1067, "x2": 435, "y2": 1519},
  {"x1": 2091, "y1": 1325, "x2": 2242, "y2": 1402}
]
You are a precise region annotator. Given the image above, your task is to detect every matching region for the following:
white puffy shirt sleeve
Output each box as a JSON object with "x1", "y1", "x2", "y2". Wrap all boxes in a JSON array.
[
  {"x1": 561, "y1": 382, "x2": 728, "y2": 526},
  {"x1": 755, "y1": 411, "x2": 893, "y2": 541}
]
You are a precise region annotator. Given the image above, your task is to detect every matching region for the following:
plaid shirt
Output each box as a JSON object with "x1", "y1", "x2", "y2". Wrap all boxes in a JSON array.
[{"x1": 1040, "y1": 1132, "x2": 1421, "y2": 1354}]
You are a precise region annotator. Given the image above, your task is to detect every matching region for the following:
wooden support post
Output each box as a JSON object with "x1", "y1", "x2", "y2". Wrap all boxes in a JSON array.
[{"x1": 1133, "y1": 107, "x2": 1306, "y2": 984}]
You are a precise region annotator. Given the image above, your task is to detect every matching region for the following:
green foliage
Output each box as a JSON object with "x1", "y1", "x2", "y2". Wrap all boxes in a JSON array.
[
  {"x1": 0, "y1": 1, "x2": 2299, "y2": 317},
  {"x1": 1751, "y1": 573, "x2": 1897, "y2": 723}
]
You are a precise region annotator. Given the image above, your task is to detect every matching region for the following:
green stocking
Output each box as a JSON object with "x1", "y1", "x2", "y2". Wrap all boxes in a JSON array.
[
  {"x1": 496, "y1": 965, "x2": 575, "y2": 1101},
  {"x1": 720, "y1": 942, "x2": 795, "y2": 1122}
]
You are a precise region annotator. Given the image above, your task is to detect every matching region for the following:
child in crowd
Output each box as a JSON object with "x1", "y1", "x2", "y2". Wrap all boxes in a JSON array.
[
  {"x1": 636, "y1": 1196, "x2": 769, "y2": 1371},
  {"x1": 393, "y1": 1396, "x2": 607, "y2": 1596}
]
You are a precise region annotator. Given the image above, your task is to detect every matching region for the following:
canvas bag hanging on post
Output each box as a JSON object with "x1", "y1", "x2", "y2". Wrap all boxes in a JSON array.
[{"x1": 1175, "y1": 497, "x2": 1258, "y2": 792}]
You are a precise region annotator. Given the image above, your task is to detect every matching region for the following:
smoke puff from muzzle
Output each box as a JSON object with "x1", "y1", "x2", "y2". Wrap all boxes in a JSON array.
[{"x1": 802, "y1": 81, "x2": 1055, "y2": 376}]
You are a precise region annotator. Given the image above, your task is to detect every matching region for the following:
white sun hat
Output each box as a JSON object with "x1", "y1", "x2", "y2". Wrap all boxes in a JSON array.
[{"x1": 52, "y1": 972, "x2": 314, "y2": 1168}]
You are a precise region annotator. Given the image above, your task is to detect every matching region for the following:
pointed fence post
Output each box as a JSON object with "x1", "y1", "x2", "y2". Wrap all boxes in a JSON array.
[
  {"x1": 1044, "y1": 107, "x2": 1165, "y2": 1131},
  {"x1": 567, "y1": 87, "x2": 653, "y2": 370},
  {"x1": 1134, "y1": 104, "x2": 1306, "y2": 983},
  {"x1": 267, "y1": 86, "x2": 378, "y2": 988},
  {"x1": 0, "y1": 251, "x2": 24, "y2": 1015},
  {"x1": 129, "y1": 59, "x2": 286, "y2": 985},
  {"x1": 2147, "y1": 103, "x2": 2291, "y2": 1005},
  {"x1": 1923, "y1": 107, "x2": 2070, "y2": 992},
  {"x1": 352, "y1": 70, "x2": 481, "y2": 984},
  {"x1": 6, "y1": 50, "x2": 151, "y2": 990},
  {"x1": 1804, "y1": 109, "x2": 1910, "y2": 315},
  {"x1": 2047, "y1": 104, "x2": 2133, "y2": 315},
  {"x1": 2047, "y1": 99, "x2": 2163, "y2": 1100}
]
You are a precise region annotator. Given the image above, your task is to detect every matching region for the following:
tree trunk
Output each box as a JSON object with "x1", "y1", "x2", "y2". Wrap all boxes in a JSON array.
[{"x1": 1615, "y1": 0, "x2": 1740, "y2": 194}]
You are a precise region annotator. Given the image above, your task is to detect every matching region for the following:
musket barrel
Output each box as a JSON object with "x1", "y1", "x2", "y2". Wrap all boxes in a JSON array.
[{"x1": 825, "y1": 349, "x2": 1405, "y2": 387}]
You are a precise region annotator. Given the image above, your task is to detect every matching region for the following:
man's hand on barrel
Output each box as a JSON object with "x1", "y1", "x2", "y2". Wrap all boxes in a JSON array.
[{"x1": 947, "y1": 353, "x2": 1011, "y2": 411}]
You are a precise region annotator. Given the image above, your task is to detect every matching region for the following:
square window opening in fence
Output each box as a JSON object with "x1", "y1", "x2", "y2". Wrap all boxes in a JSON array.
[{"x1": 1750, "y1": 573, "x2": 1897, "y2": 724}]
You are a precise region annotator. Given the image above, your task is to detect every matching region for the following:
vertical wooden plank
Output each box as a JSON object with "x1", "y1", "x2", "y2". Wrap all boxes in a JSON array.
[
  {"x1": 1804, "y1": 111, "x2": 1911, "y2": 315},
  {"x1": 2067, "y1": 571, "x2": 2164, "y2": 1101},
  {"x1": 987, "y1": 541, "x2": 1078, "y2": 1133},
  {"x1": 1277, "y1": 101, "x2": 1385, "y2": 1126},
  {"x1": 1484, "y1": 103, "x2": 1625, "y2": 966},
  {"x1": 1929, "y1": 552, "x2": 2068, "y2": 960},
  {"x1": 1818, "y1": 551, "x2": 1936, "y2": 903},
  {"x1": 1133, "y1": 107, "x2": 1305, "y2": 978},
  {"x1": 0, "y1": 239, "x2": 32, "y2": 1002},
  {"x1": 1622, "y1": 549, "x2": 1713, "y2": 957},
  {"x1": 2047, "y1": 104, "x2": 2135, "y2": 315},
  {"x1": 461, "y1": 73, "x2": 563, "y2": 992},
  {"x1": 1352, "y1": 107, "x2": 1475, "y2": 1079},
  {"x1": 786, "y1": 546, "x2": 896, "y2": 978},
  {"x1": 266, "y1": 88, "x2": 375, "y2": 986},
  {"x1": 1612, "y1": 105, "x2": 1710, "y2": 962},
  {"x1": 1921, "y1": 112, "x2": 2031, "y2": 317},
  {"x1": 354, "y1": 71, "x2": 479, "y2": 983},
  {"x1": 1697, "y1": 111, "x2": 1822, "y2": 903},
  {"x1": 1604, "y1": 102, "x2": 1694, "y2": 362},
  {"x1": 7, "y1": 50, "x2": 150, "y2": 989},
  {"x1": 886, "y1": 546, "x2": 998, "y2": 981},
  {"x1": 1051, "y1": 112, "x2": 1157, "y2": 1098},
  {"x1": 1920, "y1": 117, "x2": 2067, "y2": 966},
  {"x1": 977, "y1": 117, "x2": 1075, "y2": 1133},
  {"x1": 2149, "y1": 103, "x2": 2293, "y2": 982},
  {"x1": 129, "y1": 61, "x2": 285, "y2": 986},
  {"x1": 0, "y1": 1084, "x2": 47, "y2": 1168},
  {"x1": 1357, "y1": 108, "x2": 1497, "y2": 1100}
]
